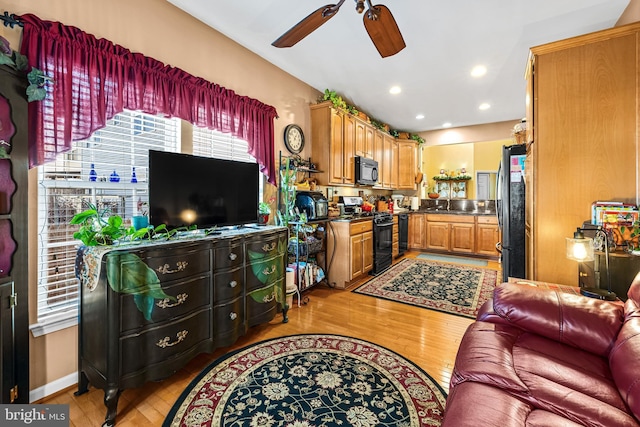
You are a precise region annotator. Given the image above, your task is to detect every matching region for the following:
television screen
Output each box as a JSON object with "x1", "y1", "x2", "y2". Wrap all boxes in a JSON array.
[{"x1": 149, "y1": 151, "x2": 259, "y2": 229}]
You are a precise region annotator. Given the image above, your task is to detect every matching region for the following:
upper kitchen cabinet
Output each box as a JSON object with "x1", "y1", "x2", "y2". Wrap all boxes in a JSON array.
[
  {"x1": 526, "y1": 22, "x2": 640, "y2": 286},
  {"x1": 355, "y1": 117, "x2": 374, "y2": 159},
  {"x1": 311, "y1": 102, "x2": 355, "y2": 186},
  {"x1": 397, "y1": 139, "x2": 417, "y2": 190}
]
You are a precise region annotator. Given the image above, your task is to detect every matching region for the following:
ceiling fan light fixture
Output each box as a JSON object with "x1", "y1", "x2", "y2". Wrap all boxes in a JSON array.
[{"x1": 355, "y1": 0, "x2": 365, "y2": 14}]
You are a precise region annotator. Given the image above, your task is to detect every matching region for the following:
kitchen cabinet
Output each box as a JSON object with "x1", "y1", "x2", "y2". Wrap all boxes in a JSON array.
[
  {"x1": 408, "y1": 213, "x2": 426, "y2": 249},
  {"x1": 390, "y1": 137, "x2": 398, "y2": 189},
  {"x1": 476, "y1": 216, "x2": 500, "y2": 257},
  {"x1": 525, "y1": 23, "x2": 639, "y2": 285},
  {"x1": 355, "y1": 117, "x2": 374, "y2": 159},
  {"x1": 76, "y1": 228, "x2": 288, "y2": 426},
  {"x1": 425, "y1": 214, "x2": 475, "y2": 254},
  {"x1": 311, "y1": 102, "x2": 355, "y2": 186},
  {"x1": 326, "y1": 219, "x2": 373, "y2": 289},
  {"x1": 397, "y1": 139, "x2": 417, "y2": 190}
]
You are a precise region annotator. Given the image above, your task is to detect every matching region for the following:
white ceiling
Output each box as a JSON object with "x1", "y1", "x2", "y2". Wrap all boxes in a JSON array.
[{"x1": 166, "y1": 0, "x2": 629, "y2": 133}]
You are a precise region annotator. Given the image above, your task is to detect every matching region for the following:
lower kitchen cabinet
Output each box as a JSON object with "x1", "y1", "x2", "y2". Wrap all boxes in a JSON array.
[
  {"x1": 392, "y1": 215, "x2": 399, "y2": 257},
  {"x1": 75, "y1": 227, "x2": 287, "y2": 427},
  {"x1": 476, "y1": 216, "x2": 500, "y2": 257},
  {"x1": 409, "y1": 213, "x2": 426, "y2": 249},
  {"x1": 426, "y1": 214, "x2": 475, "y2": 254},
  {"x1": 327, "y1": 219, "x2": 373, "y2": 289}
]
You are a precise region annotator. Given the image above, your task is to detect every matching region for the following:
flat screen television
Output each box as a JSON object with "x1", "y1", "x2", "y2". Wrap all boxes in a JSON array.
[{"x1": 149, "y1": 150, "x2": 259, "y2": 229}]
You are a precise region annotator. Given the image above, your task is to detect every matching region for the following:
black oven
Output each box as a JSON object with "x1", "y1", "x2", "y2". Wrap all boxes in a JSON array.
[{"x1": 372, "y1": 213, "x2": 393, "y2": 275}]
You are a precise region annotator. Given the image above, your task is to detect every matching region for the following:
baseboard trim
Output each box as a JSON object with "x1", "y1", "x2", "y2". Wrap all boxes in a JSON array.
[{"x1": 29, "y1": 372, "x2": 77, "y2": 403}]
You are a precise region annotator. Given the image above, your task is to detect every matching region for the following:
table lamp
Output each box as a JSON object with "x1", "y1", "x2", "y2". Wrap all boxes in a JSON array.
[{"x1": 566, "y1": 226, "x2": 616, "y2": 300}]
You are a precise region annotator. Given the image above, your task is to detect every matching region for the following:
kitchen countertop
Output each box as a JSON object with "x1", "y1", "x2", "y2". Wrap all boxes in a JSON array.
[{"x1": 416, "y1": 209, "x2": 496, "y2": 216}]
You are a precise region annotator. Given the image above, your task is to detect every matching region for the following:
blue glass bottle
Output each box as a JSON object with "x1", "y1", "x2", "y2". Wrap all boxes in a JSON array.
[
  {"x1": 131, "y1": 167, "x2": 138, "y2": 183},
  {"x1": 109, "y1": 170, "x2": 120, "y2": 183},
  {"x1": 89, "y1": 164, "x2": 97, "y2": 182}
]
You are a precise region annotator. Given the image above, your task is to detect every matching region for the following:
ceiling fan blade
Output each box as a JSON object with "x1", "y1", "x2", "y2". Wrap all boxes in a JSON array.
[
  {"x1": 363, "y1": 5, "x2": 406, "y2": 58},
  {"x1": 272, "y1": 2, "x2": 344, "y2": 48}
]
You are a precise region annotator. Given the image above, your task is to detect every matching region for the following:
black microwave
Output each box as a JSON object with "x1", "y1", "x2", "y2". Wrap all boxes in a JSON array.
[{"x1": 355, "y1": 156, "x2": 378, "y2": 186}]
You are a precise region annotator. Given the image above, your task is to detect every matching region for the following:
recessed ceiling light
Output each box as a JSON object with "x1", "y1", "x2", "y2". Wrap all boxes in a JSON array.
[
  {"x1": 416, "y1": 114, "x2": 425, "y2": 120},
  {"x1": 479, "y1": 103, "x2": 491, "y2": 110},
  {"x1": 389, "y1": 86, "x2": 401, "y2": 95},
  {"x1": 442, "y1": 122, "x2": 452, "y2": 128},
  {"x1": 471, "y1": 65, "x2": 487, "y2": 78}
]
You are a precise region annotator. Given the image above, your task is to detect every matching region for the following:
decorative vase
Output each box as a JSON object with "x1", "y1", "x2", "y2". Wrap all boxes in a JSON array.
[
  {"x1": 428, "y1": 193, "x2": 440, "y2": 199},
  {"x1": 89, "y1": 164, "x2": 97, "y2": 182}
]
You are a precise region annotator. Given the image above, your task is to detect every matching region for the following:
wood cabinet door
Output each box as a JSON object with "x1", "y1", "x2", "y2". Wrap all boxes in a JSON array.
[
  {"x1": 362, "y1": 231, "x2": 374, "y2": 273},
  {"x1": 476, "y1": 223, "x2": 500, "y2": 256},
  {"x1": 397, "y1": 141, "x2": 416, "y2": 189},
  {"x1": 350, "y1": 234, "x2": 363, "y2": 279},
  {"x1": 355, "y1": 118, "x2": 366, "y2": 157},
  {"x1": 390, "y1": 139, "x2": 398, "y2": 189},
  {"x1": 426, "y1": 222, "x2": 449, "y2": 251},
  {"x1": 408, "y1": 214, "x2": 426, "y2": 249},
  {"x1": 364, "y1": 126, "x2": 374, "y2": 159},
  {"x1": 343, "y1": 114, "x2": 356, "y2": 185},
  {"x1": 450, "y1": 223, "x2": 475, "y2": 253},
  {"x1": 329, "y1": 110, "x2": 345, "y2": 184},
  {"x1": 382, "y1": 135, "x2": 393, "y2": 188}
]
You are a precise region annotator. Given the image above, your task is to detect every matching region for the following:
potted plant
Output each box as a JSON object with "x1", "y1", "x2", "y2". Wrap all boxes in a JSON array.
[{"x1": 258, "y1": 201, "x2": 271, "y2": 225}]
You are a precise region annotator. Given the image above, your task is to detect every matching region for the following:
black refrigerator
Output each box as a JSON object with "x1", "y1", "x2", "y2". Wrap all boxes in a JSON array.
[{"x1": 496, "y1": 144, "x2": 526, "y2": 283}]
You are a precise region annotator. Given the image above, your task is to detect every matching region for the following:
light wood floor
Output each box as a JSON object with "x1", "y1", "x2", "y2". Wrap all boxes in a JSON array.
[{"x1": 41, "y1": 251, "x2": 501, "y2": 426}]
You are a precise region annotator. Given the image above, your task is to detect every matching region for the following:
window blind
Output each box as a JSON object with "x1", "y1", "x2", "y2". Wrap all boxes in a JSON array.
[
  {"x1": 36, "y1": 111, "x2": 180, "y2": 323},
  {"x1": 192, "y1": 127, "x2": 255, "y2": 163}
]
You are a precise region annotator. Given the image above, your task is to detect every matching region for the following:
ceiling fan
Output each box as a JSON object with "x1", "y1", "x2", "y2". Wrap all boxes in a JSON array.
[{"x1": 272, "y1": 0, "x2": 406, "y2": 58}]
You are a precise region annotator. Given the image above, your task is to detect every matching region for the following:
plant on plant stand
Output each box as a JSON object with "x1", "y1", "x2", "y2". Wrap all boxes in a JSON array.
[{"x1": 277, "y1": 158, "x2": 297, "y2": 227}]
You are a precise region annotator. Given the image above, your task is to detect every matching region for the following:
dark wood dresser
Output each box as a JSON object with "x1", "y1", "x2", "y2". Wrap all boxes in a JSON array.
[{"x1": 75, "y1": 226, "x2": 288, "y2": 426}]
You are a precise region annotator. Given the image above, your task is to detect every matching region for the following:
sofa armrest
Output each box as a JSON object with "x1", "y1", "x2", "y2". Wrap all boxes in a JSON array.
[{"x1": 492, "y1": 283, "x2": 624, "y2": 357}]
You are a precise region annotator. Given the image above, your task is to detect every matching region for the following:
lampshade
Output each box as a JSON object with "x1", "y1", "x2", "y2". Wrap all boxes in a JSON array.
[{"x1": 566, "y1": 236, "x2": 595, "y2": 262}]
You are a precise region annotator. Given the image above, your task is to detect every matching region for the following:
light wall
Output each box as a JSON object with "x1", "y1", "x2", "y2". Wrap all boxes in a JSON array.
[{"x1": 0, "y1": 0, "x2": 321, "y2": 396}]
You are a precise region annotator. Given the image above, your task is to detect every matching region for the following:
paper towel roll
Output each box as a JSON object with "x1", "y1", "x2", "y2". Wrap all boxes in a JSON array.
[{"x1": 410, "y1": 197, "x2": 420, "y2": 211}]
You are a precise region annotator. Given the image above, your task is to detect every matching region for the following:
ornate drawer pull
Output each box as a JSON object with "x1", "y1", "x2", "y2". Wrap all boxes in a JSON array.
[
  {"x1": 156, "y1": 293, "x2": 188, "y2": 309},
  {"x1": 229, "y1": 312, "x2": 237, "y2": 321},
  {"x1": 156, "y1": 330, "x2": 188, "y2": 348},
  {"x1": 157, "y1": 261, "x2": 189, "y2": 274},
  {"x1": 228, "y1": 253, "x2": 237, "y2": 261},
  {"x1": 262, "y1": 265, "x2": 276, "y2": 275},
  {"x1": 229, "y1": 280, "x2": 238, "y2": 288},
  {"x1": 261, "y1": 242, "x2": 276, "y2": 252}
]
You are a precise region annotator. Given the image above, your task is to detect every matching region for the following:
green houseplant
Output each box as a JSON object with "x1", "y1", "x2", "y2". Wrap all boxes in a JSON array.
[{"x1": 258, "y1": 201, "x2": 271, "y2": 225}]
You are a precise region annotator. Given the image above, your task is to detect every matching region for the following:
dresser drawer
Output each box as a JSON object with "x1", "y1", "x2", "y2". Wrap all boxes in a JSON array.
[
  {"x1": 142, "y1": 247, "x2": 211, "y2": 283},
  {"x1": 213, "y1": 297, "x2": 245, "y2": 340},
  {"x1": 120, "y1": 308, "x2": 211, "y2": 376},
  {"x1": 119, "y1": 274, "x2": 211, "y2": 333},
  {"x1": 246, "y1": 231, "x2": 286, "y2": 256},
  {"x1": 213, "y1": 266, "x2": 244, "y2": 304},
  {"x1": 245, "y1": 253, "x2": 284, "y2": 293},
  {"x1": 213, "y1": 240, "x2": 244, "y2": 270},
  {"x1": 246, "y1": 282, "x2": 279, "y2": 328}
]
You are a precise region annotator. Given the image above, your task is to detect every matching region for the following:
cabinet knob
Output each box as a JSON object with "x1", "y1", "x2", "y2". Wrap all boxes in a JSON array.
[
  {"x1": 229, "y1": 280, "x2": 238, "y2": 288},
  {"x1": 229, "y1": 312, "x2": 237, "y2": 321},
  {"x1": 228, "y1": 253, "x2": 237, "y2": 261}
]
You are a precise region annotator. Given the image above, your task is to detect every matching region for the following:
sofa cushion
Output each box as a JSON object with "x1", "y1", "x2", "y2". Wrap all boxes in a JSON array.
[
  {"x1": 442, "y1": 382, "x2": 535, "y2": 427},
  {"x1": 609, "y1": 298, "x2": 640, "y2": 422},
  {"x1": 450, "y1": 321, "x2": 528, "y2": 393},
  {"x1": 492, "y1": 283, "x2": 624, "y2": 356}
]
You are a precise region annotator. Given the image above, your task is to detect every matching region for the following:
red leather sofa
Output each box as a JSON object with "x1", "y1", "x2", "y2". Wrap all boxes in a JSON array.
[{"x1": 442, "y1": 277, "x2": 640, "y2": 426}]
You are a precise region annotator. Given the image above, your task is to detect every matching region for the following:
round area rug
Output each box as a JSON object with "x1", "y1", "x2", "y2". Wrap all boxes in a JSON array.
[{"x1": 164, "y1": 334, "x2": 447, "y2": 427}]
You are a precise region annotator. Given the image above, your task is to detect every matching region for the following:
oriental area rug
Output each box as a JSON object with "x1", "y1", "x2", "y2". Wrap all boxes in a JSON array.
[
  {"x1": 354, "y1": 258, "x2": 500, "y2": 319},
  {"x1": 163, "y1": 334, "x2": 447, "y2": 427}
]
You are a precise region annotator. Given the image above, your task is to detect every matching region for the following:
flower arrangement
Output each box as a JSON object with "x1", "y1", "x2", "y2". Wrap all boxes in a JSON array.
[{"x1": 0, "y1": 35, "x2": 51, "y2": 101}]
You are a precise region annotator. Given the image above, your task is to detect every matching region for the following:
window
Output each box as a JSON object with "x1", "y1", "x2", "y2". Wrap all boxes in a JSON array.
[
  {"x1": 192, "y1": 127, "x2": 255, "y2": 163},
  {"x1": 34, "y1": 111, "x2": 180, "y2": 332}
]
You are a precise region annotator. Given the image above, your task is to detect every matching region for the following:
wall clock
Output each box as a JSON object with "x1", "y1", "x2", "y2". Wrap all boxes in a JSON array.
[{"x1": 284, "y1": 124, "x2": 305, "y2": 154}]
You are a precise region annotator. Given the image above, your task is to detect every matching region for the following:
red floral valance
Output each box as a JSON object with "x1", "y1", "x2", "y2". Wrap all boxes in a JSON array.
[{"x1": 19, "y1": 13, "x2": 278, "y2": 184}]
